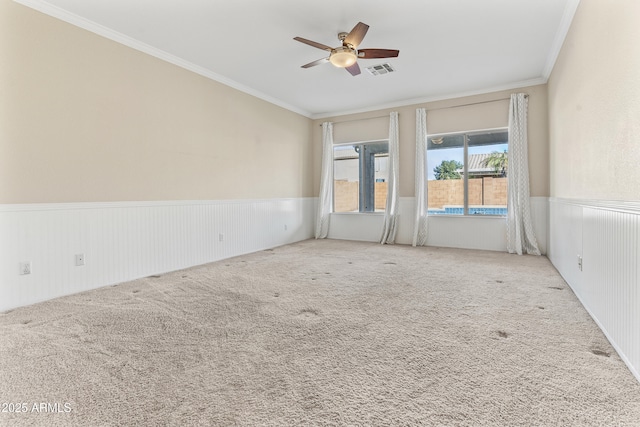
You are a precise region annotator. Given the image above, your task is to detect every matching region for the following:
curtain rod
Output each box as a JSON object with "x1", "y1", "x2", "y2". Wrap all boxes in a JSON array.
[
  {"x1": 426, "y1": 94, "x2": 527, "y2": 112},
  {"x1": 318, "y1": 94, "x2": 528, "y2": 125},
  {"x1": 319, "y1": 114, "x2": 391, "y2": 126}
]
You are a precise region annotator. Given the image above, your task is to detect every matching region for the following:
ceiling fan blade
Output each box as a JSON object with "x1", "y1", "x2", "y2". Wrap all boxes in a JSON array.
[
  {"x1": 357, "y1": 49, "x2": 400, "y2": 59},
  {"x1": 345, "y1": 62, "x2": 361, "y2": 76},
  {"x1": 294, "y1": 37, "x2": 333, "y2": 52},
  {"x1": 344, "y1": 22, "x2": 369, "y2": 48},
  {"x1": 301, "y1": 57, "x2": 330, "y2": 68}
]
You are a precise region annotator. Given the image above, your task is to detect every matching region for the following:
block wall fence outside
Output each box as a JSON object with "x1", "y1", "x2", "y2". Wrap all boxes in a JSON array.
[
  {"x1": 375, "y1": 182, "x2": 388, "y2": 210},
  {"x1": 334, "y1": 181, "x2": 359, "y2": 212},
  {"x1": 428, "y1": 178, "x2": 507, "y2": 209},
  {"x1": 333, "y1": 181, "x2": 388, "y2": 212},
  {"x1": 0, "y1": 198, "x2": 316, "y2": 312},
  {"x1": 335, "y1": 178, "x2": 507, "y2": 212}
]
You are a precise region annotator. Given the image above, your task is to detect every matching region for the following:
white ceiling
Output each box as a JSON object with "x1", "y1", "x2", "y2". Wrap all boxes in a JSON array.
[{"x1": 18, "y1": 0, "x2": 580, "y2": 118}]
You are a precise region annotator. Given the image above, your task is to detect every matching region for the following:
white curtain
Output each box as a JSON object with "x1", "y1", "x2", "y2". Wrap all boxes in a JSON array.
[
  {"x1": 381, "y1": 112, "x2": 400, "y2": 244},
  {"x1": 412, "y1": 108, "x2": 428, "y2": 246},
  {"x1": 315, "y1": 122, "x2": 333, "y2": 239},
  {"x1": 507, "y1": 94, "x2": 540, "y2": 255}
]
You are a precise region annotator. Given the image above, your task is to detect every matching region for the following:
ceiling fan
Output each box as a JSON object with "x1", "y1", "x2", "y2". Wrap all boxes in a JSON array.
[{"x1": 294, "y1": 22, "x2": 400, "y2": 76}]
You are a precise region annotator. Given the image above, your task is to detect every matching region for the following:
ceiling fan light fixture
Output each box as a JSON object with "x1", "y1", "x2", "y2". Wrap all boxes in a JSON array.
[
  {"x1": 329, "y1": 46, "x2": 357, "y2": 68},
  {"x1": 294, "y1": 22, "x2": 398, "y2": 76}
]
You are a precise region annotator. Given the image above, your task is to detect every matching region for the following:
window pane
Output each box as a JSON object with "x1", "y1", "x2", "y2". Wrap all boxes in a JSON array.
[
  {"x1": 334, "y1": 145, "x2": 359, "y2": 213},
  {"x1": 333, "y1": 141, "x2": 389, "y2": 213},
  {"x1": 374, "y1": 151, "x2": 389, "y2": 212},
  {"x1": 467, "y1": 131, "x2": 508, "y2": 215},
  {"x1": 427, "y1": 136, "x2": 464, "y2": 215}
]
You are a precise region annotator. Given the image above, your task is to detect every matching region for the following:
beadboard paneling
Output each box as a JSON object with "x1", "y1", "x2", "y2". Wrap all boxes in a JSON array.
[
  {"x1": 329, "y1": 197, "x2": 547, "y2": 254},
  {"x1": 549, "y1": 198, "x2": 640, "y2": 382},
  {"x1": 0, "y1": 198, "x2": 315, "y2": 312},
  {"x1": 423, "y1": 214, "x2": 507, "y2": 251}
]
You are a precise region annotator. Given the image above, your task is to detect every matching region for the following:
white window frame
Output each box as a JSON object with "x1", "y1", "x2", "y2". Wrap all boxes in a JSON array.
[{"x1": 427, "y1": 127, "x2": 508, "y2": 216}]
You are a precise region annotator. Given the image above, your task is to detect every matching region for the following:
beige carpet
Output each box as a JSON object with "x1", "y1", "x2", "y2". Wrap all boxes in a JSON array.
[{"x1": 1, "y1": 239, "x2": 639, "y2": 426}]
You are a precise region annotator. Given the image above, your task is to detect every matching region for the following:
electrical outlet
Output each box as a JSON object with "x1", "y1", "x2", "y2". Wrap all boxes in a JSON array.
[
  {"x1": 219, "y1": 233, "x2": 224, "y2": 242},
  {"x1": 577, "y1": 255, "x2": 583, "y2": 271},
  {"x1": 19, "y1": 262, "x2": 31, "y2": 275},
  {"x1": 75, "y1": 254, "x2": 85, "y2": 266}
]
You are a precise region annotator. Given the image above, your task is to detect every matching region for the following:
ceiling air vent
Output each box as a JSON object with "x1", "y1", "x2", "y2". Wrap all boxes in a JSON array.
[{"x1": 366, "y1": 63, "x2": 396, "y2": 76}]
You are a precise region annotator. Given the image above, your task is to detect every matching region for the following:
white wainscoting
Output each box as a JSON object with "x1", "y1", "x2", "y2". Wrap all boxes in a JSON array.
[
  {"x1": 0, "y1": 198, "x2": 315, "y2": 312},
  {"x1": 549, "y1": 198, "x2": 640, "y2": 382},
  {"x1": 328, "y1": 197, "x2": 548, "y2": 254}
]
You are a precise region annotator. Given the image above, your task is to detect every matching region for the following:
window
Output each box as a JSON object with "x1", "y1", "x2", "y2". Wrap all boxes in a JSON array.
[
  {"x1": 427, "y1": 129, "x2": 508, "y2": 216},
  {"x1": 333, "y1": 140, "x2": 389, "y2": 213}
]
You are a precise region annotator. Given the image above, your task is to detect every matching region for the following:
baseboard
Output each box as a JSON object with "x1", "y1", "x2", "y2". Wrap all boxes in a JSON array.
[{"x1": 0, "y1": 198, "x2": 315, "y2": 312}]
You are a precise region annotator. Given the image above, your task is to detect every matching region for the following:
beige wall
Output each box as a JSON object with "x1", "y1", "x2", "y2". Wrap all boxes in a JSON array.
[
  {"x1": 0, "y1": 1, "x2": 314, "y2": 204},
  {"x1": 313, "y1": 84, "x2": 549, "y2": 198},
  {"x1": 548, "y1": 0, "x2": 640, "y2": 200}
]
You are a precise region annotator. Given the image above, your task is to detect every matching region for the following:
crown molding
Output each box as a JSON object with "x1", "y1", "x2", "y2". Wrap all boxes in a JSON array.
[{"x1": 542, "y1": 0, "x2": 581, "y2": 79}]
